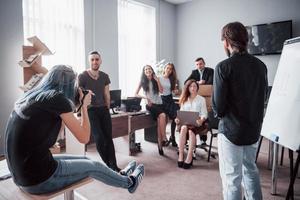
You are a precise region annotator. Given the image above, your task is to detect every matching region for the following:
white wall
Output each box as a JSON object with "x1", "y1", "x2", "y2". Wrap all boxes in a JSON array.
[
  {"x1": 0, "y1": 0, "x2": 24, "y2": 155},
  {"x1": 175, "y1": 0, "x2": 300, "y2": 87},
  {"x1": 84, "y1": 0, "x2": 176, "y2": 90}
]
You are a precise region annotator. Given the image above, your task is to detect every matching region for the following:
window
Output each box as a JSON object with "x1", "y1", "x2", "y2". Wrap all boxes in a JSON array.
[
  {"x1": 22, "y1": 0, "x2": 85, "y2": 73},
  {"x1": 118, "y1": 0, "x2": 156, "y2": 97}
]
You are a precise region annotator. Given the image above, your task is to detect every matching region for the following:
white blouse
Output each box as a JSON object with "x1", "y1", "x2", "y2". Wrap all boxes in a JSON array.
[
  {"x1": 158, "y1": 76, "x2": 171, "y2": 96},
  {"x1": 144, "y1": 81, "x2": 163, "y2": 105},
  {"x1": 180, "y1": 95, "x2": 208, "y2": 119}
]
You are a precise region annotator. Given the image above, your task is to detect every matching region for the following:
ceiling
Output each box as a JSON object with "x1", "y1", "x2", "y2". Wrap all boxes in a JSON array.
[{"x1": 164, "y1": 0, "x2": 193, "y2": 5}]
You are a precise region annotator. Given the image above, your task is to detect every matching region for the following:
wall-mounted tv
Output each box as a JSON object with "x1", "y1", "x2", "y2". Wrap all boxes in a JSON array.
[{"x1": 246, "y1": 20, "x2": 292, "y2": 55}]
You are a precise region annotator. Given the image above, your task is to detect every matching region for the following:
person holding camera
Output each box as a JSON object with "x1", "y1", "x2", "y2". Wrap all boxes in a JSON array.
[{"x1": 4, "y1": 65, "x2": 145, "y2": 195}]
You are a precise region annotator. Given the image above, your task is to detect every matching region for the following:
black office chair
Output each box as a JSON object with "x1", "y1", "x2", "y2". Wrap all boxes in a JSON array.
[
  {"x1": 206, "y1": 111, "x2": 219, "y2": 162},
  {"x1": 194, "y1": 111, "x2": 219, "y2": 162}
]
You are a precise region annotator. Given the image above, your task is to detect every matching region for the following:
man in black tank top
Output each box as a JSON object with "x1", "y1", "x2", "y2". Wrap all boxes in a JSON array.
[{"x1": 78, "y1": 51, "x2": 120, "y2": 172}]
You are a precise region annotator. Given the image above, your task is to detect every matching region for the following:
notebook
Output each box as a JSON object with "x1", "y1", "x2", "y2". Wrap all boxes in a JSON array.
[{"x1": 177, "y1": 110, "x2": 199, "y2": 126}]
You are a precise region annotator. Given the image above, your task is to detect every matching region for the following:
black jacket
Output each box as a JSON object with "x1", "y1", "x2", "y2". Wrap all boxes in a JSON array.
[
  {"x1": 212, "y1": 52, "x2": 268, "y2": 145},
  {"x1": 185, "y1": 67, "x2": 214, "y2": 84}
]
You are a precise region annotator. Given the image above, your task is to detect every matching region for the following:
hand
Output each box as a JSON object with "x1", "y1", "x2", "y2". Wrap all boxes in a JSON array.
[
  {"x1": 196, "y1": 119, "x2": 203, "y2": 127},
  {"x1": 147, "y1": 98, "x2": 153, "y2": 106},
  {"x1": 198, "y1": 80, "x2": 206, "y2": 85},
  {"x1": 78, "y1": 88, "x2": 93, "y2": 108},
  {"x1": 174, "y1": 118, "x2": 180, "y2": 124},
  {"x1": 173, "y1": 89, "x2": 179, "y2": 95},
  {"x1": 153, "y1": 74, "x2": 158, "y2": 82}
]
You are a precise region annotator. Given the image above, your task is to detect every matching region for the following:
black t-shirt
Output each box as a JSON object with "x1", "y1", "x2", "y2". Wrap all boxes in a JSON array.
[
  {"x1": 78, "y1": 71, "x2": 110, "y2": 106},
  {"x1": 5, "y1": 91, "x2": 73, "y2": 186}
]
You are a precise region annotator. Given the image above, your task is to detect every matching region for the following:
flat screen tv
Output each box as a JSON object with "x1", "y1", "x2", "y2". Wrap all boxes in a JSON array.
[{"x1": 246, "y1": 20, "x2": 292, "y2": 55}]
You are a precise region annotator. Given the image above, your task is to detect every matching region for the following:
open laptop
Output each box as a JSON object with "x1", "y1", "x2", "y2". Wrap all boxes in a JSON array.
[{"x1": 177, "y1": 110, "x2": 199, "y2": 126}]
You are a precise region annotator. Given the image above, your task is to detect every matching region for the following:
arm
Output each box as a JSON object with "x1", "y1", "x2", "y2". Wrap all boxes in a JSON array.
[
  {"x1": 60, "y1": 91, "x2": 92, "y2": 144},
  {"x1": 135, "y1": 83, "x2": 147, "y2": 99},
  {"x1": 196, "y1": 97, "x2": 208, "y2": 126},
  {"x1": 212, "y1": 63, "x2": 228, "y2": 117},
  {"x1": 154, "y1": 75, "x2": 163, "y2": 93},
  {"x1": 185, "y1": 70, "x2": 198, "y2": 84},
  {"x1": 206, "y1": 68, "x2": 214, "y2": 85},
  {"x1": 104, "y1": 84, "x2": 110, "y2": 109}
]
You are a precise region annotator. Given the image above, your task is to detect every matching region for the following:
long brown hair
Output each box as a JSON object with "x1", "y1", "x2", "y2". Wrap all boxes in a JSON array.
[
  {"x1": 140, "y1": 65, "x2": 159, "y2": 94},
  {"x1": 179, "y1": 79, "x2": 199, "y2": 105},
  {"x1": 163, "y1": 63, "x2": 177, "y2": 90}
]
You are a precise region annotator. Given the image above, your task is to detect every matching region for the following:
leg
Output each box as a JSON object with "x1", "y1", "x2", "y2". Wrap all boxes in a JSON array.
[
  {"x1": 88, "y1": 108, "x2": 109, "y2": 165},
  {"x1": 100, "y1": 108, "x2": 119, "y2": 171},
  {"x1": 159, "y1": 112, "x2": 167, "y2": 142},
  {"x1": 185, "y1": 130, "x2": 196, "y2": 163},
  {"x1": 218, "y1": 133, "x2": 243, "y2": 200},
  {"x1": 157, "y1": 113, "x2": 167, "y2": 147},
  {"x1": 170, "y1": 120, "x2": 178, "y2": 147},
  {"x1": 242, "y1": 141, "x2": 263, "y2": 200},
  {"x1": 178, "y1": 126, "x2": 188, "y2": 162},
  {"x1": 53, "y1": 154, "x2": 87, "y2": 160},
  {"x1": 21, "y1": 157, "x2": 132, "y2": 194}
]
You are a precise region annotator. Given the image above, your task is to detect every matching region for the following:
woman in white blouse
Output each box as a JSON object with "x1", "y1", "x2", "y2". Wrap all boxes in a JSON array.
[
  {"x1": 175, "y1": 79, "x2": 208, "y2": 169},
  {"x1": 135, "y1": 65, "x2": 167, "y2": 156}
]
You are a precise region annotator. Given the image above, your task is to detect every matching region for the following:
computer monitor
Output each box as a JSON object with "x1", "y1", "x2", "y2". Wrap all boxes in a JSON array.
[
  {"x1": 110, "y1": 89, "x2": 121, "y2": 114},
  {"x1": 121, "y1": 97, "x2": 142, "y2": 112}
]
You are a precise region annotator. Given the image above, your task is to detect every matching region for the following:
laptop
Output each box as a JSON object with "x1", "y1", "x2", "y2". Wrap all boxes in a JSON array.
[{"x1": 177, "y1": 110, "x2": 199, "y2": 126}]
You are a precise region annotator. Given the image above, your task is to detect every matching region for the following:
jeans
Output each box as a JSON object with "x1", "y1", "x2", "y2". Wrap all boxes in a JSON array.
[
  {"x1": 218, "y1": 133, "x2": 262, "y2": 200},
  {"x1": 88, "y1": 106, "x2": 118, "y2": 169},
  {"x1": 20, "y1": 155, "x2": 131, "y2": 194}
]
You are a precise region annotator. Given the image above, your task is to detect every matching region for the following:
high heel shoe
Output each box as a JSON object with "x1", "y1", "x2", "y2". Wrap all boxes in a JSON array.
[
  {"x1": 177, "y1": 161, "x2": 184, "y2": 168},
  {"x1": 158, "y1": 145, "x2": 164, "y2": 156},
  {"x1": 183, "y1": 159, "x2": 193, "y2": 169}
]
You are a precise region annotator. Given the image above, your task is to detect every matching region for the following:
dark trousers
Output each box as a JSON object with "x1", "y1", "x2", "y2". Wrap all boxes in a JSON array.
[{"x1": 88, "y1": 106, "x2": 118, "y2": 169}]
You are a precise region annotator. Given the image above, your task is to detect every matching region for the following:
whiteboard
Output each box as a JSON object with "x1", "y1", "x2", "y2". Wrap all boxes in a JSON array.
[{"x1": 261, "y1": 37, "x2": 300, "y2": 152}]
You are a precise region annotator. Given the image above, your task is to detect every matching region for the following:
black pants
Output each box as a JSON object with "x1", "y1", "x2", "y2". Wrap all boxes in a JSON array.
[{"x1": 88, "y1": 106, "x2": 118, "y2": 169}]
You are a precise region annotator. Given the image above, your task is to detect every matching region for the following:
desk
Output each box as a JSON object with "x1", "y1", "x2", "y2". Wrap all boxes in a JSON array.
[
  {"x1": 66, "y1": 111, "x2": 156, "y2": 156},
  {"x1": 112, "y1": 111, "x2": 156, "y2": 155}
]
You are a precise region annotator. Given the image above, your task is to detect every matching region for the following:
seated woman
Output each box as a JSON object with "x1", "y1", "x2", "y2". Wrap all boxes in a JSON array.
[
  {"x1": 175, "y1": 79, "x2": 208, "y2": 169},
  {"x1": 135, "y1": 65, "x2": 167, "y2": 156},
  {"x1": 4, "y1": 65, "x2": 144, "y2": 195}
]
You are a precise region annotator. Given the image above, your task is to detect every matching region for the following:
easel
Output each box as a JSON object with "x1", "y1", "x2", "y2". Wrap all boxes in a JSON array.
[{"x1": 286, "y1": 150, "x2": 299, "y2": 200}]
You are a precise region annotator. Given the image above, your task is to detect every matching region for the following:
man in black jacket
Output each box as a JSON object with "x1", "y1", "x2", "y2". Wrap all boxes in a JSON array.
[
  {"x1": 185, "y1": 57, "x2": 214, "y2": 85},
  {"x1": 185, "y1": 57, "x2": 214, "y2": 146},
  {"x1": 213, "y1": 22, "x2": 268, "y2": 200}
]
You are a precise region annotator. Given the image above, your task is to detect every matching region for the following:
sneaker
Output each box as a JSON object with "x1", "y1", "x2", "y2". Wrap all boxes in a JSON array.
[
  {"x1": 128, "y1": 164, "x2": 145, "y2": 193},
  {"x1": 120, "y1": 160, "x2": 137, "y2": 176}
]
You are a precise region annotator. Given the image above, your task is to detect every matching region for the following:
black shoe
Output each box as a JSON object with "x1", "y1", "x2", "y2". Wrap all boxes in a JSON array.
[
  {"x1": 158, "y1": 146, "x2": 164, "y2": 156},
  {"x1": 169, "y1": 136, "x2": 178, "y2": 147},
  {"x1": 183, "y1": 159, "x2": 193, "y2": 169},
  {"x1": 200, "y1": 140, "x2": 207, "y2": 147},
  {"x1": 177, "y1": 161, "x2": 184, "y2": 168},
  {"x1": 162, "y1": 140, "x2": 170, "y2": 147}
]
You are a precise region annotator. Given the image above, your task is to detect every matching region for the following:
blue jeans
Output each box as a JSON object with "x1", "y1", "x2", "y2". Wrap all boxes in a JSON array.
[
  {"x1": 20, "y1": 155, "x2": 131, "y2": 194},
  {"x1": 218, "y1": 134, "x2": 262, "y2": 200}
]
